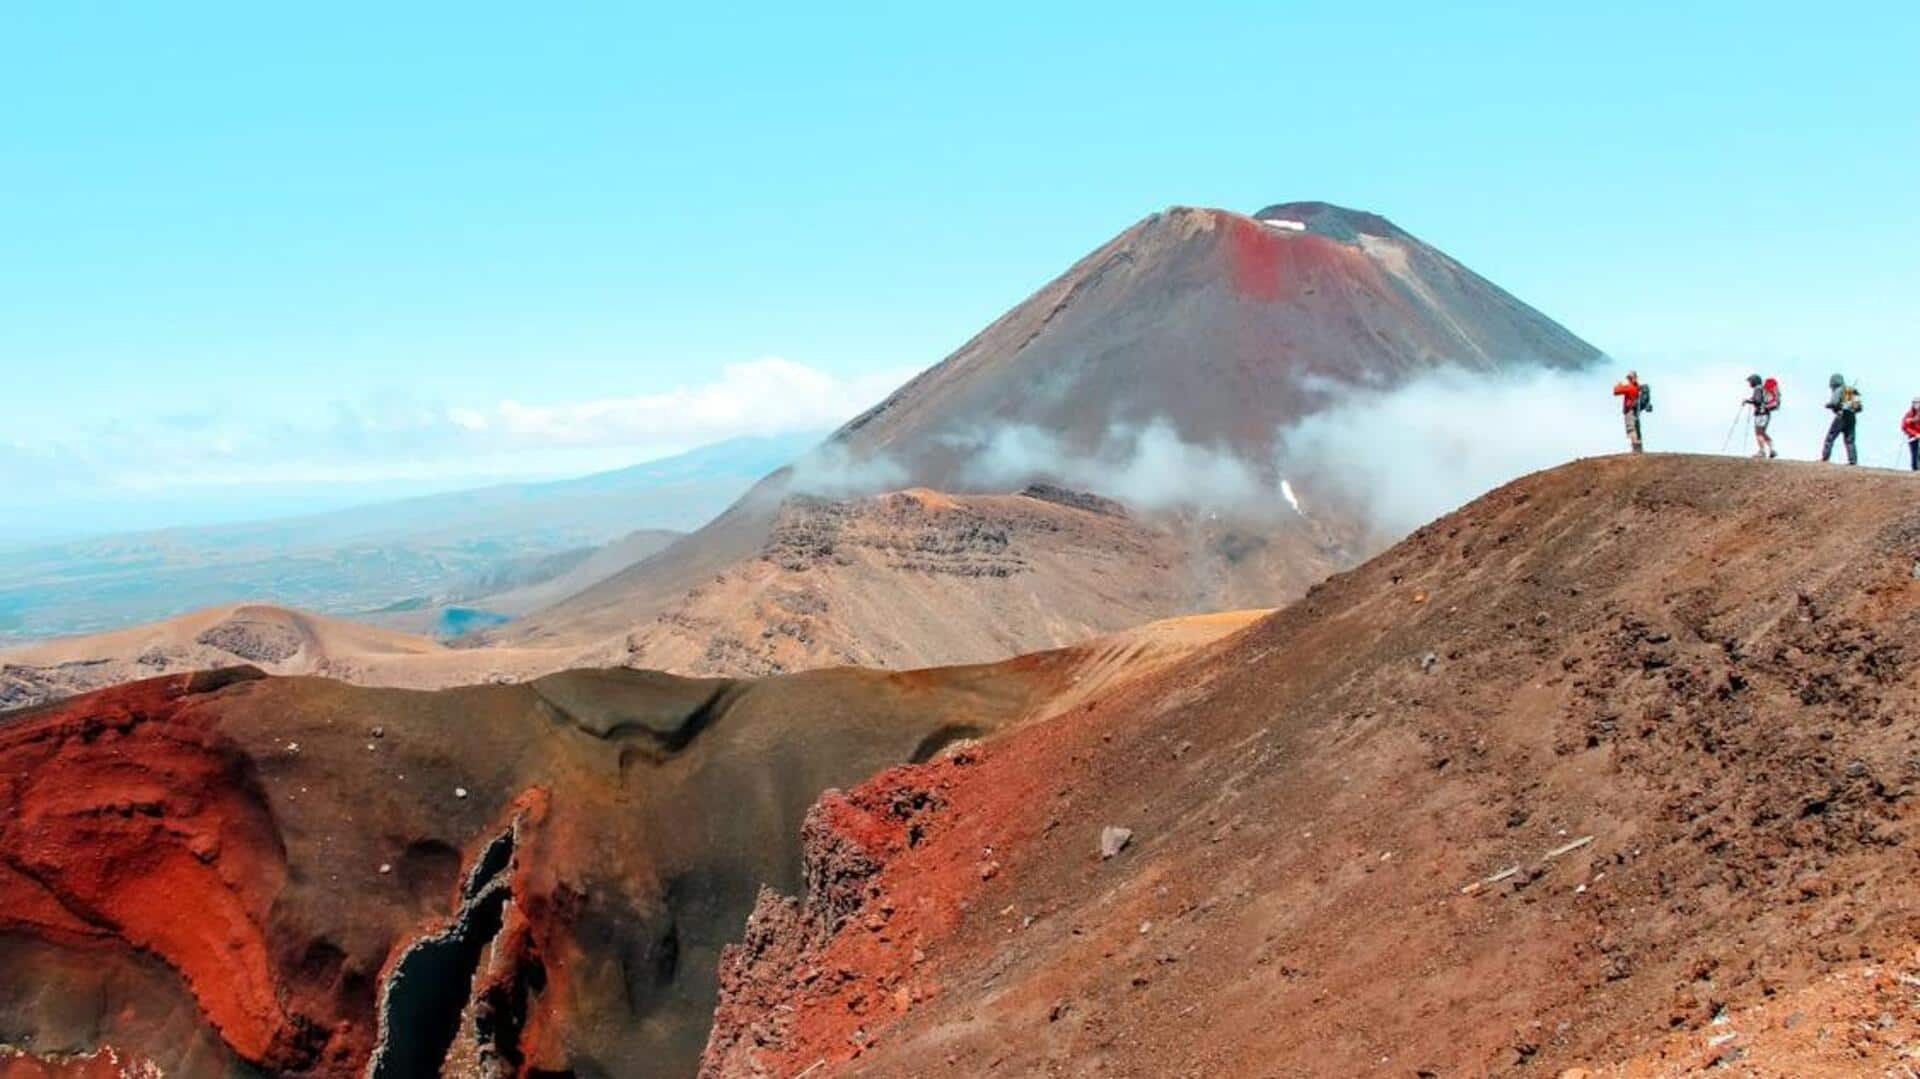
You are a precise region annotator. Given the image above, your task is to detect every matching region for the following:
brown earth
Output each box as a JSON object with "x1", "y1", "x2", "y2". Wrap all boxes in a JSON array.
[
  {"x1": 700, "y1": 453, "x2": 1920, "y2": 1078},
  {"x1": 568, "y1": 487, "x2": 1338, "y2": 678},
  {"x1": 0, "y1": 485, "x2": 1311, "y2": 710},
  {"x1": 0, "y1": 603, "x2": 582, "y2": 712},
  {"x1": 0, "y1": 613, "x2": 1257, "y2": 1076}
]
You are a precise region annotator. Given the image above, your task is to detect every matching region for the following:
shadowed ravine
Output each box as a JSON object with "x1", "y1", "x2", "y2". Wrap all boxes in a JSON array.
[{"x1": 0, "y1": 633, "x2": 1167, "y2": 1074}]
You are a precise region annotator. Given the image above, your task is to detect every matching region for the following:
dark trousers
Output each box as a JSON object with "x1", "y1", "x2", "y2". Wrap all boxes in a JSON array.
[
  {"x1": 1909, "y1": 437, "x2": 1918, "y2": 471},
  {"x1": 1822, "y1": 411, "x2": 1858, "y2": 464}
]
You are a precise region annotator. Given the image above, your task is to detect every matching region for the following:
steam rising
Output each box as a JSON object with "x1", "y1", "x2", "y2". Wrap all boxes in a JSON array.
[
  {"x1": 951, "y1": 420, "x2": 1286, "y2": 514},
  {"x1": 1279, "y1": 355, "x2": 1918, "y2": 537},
  {"x1": 790, "y1": 355, "x2": 1912, "y2": 548},
  {"x1": 786, "y1": 440, "x2": 908, "y2": 497}
]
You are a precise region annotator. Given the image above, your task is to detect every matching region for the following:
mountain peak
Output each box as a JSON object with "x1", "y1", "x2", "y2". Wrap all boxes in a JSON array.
[{"x1": 1252, "y1": 201, "x2": 1404, "y2": 243}]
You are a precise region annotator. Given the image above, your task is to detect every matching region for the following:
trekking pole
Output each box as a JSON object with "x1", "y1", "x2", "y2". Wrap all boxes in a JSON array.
[{"x1": 1721, "y1": 404, "x2": 1749, "y2": 454}]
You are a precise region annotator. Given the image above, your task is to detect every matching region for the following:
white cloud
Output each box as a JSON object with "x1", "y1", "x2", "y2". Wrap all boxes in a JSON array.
[
  {"x1": 787, "y1": 439, "x2": 910, "y2": 497},
  {"x1": 461, "y1": 358, "x2": 908, "y2": 448},
  {"x1": 950, "y1": 418, "x2": 1279, "y2": 513},
  {"x1": 14, "y1": 357, "x2": 914, "y2": 514}
]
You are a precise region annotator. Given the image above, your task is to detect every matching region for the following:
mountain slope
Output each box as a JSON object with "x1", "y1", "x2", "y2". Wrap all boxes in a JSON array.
[
  {"x1": 700, "y1": 454, "x2": 1920, "y2": 1077},
  {"x1": 0, "y1": 615, "x2": 1256, "y2": 1076},
  {"x1": 501, "y1": 202, "x2": 1601, "y2": 655},
  {"x1": 563, "y1": 486, "x2": 1310, "y2": 677},
  {"x1": 835, "y1": 200, "x2": 1598, "y2": 481}
]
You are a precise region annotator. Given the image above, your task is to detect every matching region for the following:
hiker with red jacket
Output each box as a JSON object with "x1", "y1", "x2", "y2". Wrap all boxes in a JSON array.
[
  {"x1": 1613, "y1": 370, "x2": 1648, "y2": 453},
  {"x1": 1746, "y1": 374, "x2": 1780, "y2": 458},
  {"x1": 1903, "y1": 398, "x2": 1920, "y2": 471}
]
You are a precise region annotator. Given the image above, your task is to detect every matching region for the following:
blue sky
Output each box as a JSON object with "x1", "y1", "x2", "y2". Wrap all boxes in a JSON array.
[{"x1": 3, "y1": 2, "x2": 1916, "y2": 539}]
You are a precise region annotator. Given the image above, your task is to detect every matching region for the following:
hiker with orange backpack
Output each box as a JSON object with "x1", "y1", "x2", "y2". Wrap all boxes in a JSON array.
[
  {"x1": 1613, "y1": 371, "x2": 1648, "y2": 453},
  {"x1": 1745, "y1": 374, "x2": 1780, "y2": 458},
  {"x1": 1902, "y1": 398, "x2": 1920, "y2": 471}
]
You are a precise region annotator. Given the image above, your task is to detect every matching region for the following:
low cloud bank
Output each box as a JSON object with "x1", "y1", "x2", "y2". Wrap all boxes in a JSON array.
[
  {"x1": 13, "y1": 357, "x2": 910, "y2": 539},
  {"x1": 448, "y1": 358, "x2": 908, "y2": 450}
]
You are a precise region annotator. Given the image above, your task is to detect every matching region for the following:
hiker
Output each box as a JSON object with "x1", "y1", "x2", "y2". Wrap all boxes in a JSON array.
[
  {"x1": 1903, "y1": 398, "x2": 1920, "y2": 471},
  {"x1": 1613, "y1": 370, "x2": 1647, "y2": 453},
  {"x1": 1745, "y1": 374, "x2": 1780, "y2": 458},
  {"x1": 1820, "y1": 373, "x2": 1862, "y2": 465}
]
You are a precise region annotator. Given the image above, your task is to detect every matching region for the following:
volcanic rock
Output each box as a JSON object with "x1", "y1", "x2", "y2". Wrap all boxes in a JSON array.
[{"x1": 0, "y1": 613, "x2": 1250, "y2": 1075}]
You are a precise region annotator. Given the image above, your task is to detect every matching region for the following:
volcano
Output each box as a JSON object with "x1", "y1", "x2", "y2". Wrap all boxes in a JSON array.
[
  {"x1": 496, "y1": 201, "x2": 1601, "y2": 667},
  {"x1": 3, "y1": 202, "x2": 1602, "y2": 700},
  {"x1": 830, "y1": 200, "x2": 1597, "y2": 483}
]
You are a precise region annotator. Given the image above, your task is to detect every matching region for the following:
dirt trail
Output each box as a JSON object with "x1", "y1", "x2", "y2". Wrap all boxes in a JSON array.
[{"x1": 702, "y1": 454, "x2": 1920, "y2": 1077}]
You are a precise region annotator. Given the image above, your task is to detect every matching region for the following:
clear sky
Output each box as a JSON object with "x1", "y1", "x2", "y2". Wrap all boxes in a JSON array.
[{"x1": 3, "y1": 2, "x2": 1916, "y2": 539}]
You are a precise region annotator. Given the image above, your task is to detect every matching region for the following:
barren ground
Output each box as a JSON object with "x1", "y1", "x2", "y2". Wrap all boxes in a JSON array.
[{"x1": 703, "y1": 454, "x2": 1920, "y2": 1078}]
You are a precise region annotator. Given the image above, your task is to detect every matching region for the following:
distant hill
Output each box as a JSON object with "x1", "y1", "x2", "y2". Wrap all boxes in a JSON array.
[
  {"x1": 561, "y1": 486, "x2": 1317, "y2": 677},
  {"x1": 0, "y1": 432, "x2": 819, "y2": 644}
]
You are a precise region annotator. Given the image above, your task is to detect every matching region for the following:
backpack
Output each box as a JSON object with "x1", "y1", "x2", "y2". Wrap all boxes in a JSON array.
[
  {"x1": 1636, "y1": 382, "x2": 1654, "y2": 413},
  {"x1": 1842, "y1": 385, "x2": 1863, "y2": 414},
  {"x1": 1762, "y1": 380, "x2": 1781, "y2": 412}
]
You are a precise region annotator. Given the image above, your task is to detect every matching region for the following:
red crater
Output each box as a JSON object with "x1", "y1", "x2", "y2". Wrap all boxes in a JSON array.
[
  {"x1": 0, "y1": 670, "x2": 319, "y2": 1068},
  {"x1": 1223, "y1": 214, "x2": 1289, "y2": 300}
]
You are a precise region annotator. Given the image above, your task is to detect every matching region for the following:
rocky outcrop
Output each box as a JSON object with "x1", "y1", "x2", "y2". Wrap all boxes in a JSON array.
[
  {"x1": 193, "y1": 615, "x2": 307, "y2": 664},
  {"x1": 702, "y1": 756, "x2": 975, "y2": 1078}
]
